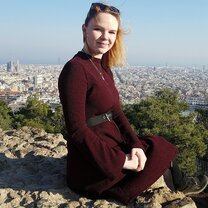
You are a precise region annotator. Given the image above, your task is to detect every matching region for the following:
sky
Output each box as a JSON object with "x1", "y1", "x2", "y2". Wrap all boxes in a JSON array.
[{"x1": 0, "y1": 0, "x2": 208, "y2": 67}]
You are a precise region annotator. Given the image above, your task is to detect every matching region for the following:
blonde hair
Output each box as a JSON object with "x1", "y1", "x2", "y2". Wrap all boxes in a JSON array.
[{"x1": 84, "y1": 3, "x2": 126, "y2": 68}]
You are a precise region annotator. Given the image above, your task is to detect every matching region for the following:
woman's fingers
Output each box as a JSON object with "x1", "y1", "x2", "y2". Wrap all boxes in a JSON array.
[{"x1": 131, "y1": 148, "x2": 147, "y2": 171}]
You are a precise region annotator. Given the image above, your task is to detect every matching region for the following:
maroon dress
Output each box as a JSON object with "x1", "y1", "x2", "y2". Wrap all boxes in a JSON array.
[{"x1": 58, "y1": 51, "x2": 177, "y2": 204}]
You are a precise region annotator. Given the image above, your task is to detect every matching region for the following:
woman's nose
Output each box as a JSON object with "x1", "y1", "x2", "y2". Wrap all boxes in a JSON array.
[{"x1": 101, "y1": 31, "x2": 109, "y2": 39}]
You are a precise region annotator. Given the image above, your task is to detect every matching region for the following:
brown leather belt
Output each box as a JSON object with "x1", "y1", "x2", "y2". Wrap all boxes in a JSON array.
[{"x1": 86, "y1": 112, "x2": 112, "y2": 127}]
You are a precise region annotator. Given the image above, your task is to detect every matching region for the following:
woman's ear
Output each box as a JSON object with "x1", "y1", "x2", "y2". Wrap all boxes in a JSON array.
[
  {"x1": 82, "y1": 24, "x2": 86, "y2": 33},
  {"x1": 82, "y1": 24, "x2": 87, "y2": 42}
]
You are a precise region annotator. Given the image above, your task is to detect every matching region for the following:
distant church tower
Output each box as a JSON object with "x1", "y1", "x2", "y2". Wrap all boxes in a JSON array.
[
  {"x1": 7, "y1": 61, "x2": 14, "y2": 72},
  {"x1": 7, "y1": 60, "x2": 20, "y2": 72}
]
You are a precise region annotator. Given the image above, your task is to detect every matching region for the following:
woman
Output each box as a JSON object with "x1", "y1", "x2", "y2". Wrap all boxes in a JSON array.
[{"x1": 58, "y1": 2, "x2": 208, "y2": 204}]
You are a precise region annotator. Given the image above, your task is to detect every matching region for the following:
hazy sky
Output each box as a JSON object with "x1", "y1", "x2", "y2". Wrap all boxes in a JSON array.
[{"x1": 0, "y1": 0, "x2": 208, "y2": 66}]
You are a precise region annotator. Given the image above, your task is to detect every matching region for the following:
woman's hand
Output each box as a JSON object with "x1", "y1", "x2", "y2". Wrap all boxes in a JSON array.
[
  {"x1": 123, "y1": 148, "x2": 147, "y2": 172},
  {"x1": 123, "y1": 153, "x2": 138, "y2": 171},
  {"x1": 131, "y1": 148, "x2": 147, "y2": 171}
]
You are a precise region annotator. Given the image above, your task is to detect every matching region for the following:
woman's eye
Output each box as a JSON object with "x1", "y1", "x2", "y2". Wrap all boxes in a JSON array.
[
  {"x1": 94, "y1": 28, "x2": 101, "y2": 31},
  {"x1": 109, "y1": 31, "x2": 116, "y2": 34}
]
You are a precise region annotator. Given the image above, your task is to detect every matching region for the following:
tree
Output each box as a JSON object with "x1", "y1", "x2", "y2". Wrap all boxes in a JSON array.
[
  {"x1": 196, "y1": 108, "x2": 208, "y2": 129},
  {"x1": 13, "y1": 96, "x2": 66, "y2": 135},
  {"x1": 0, "y1": 100, "x2": 12, "y2": 130},
  {"x1": 13, "y1": 95, "x2": 53, "y2": 131},
  {"x1": 195, "y1": 108, "x2": 208, "y2": 158},
  {"x1": 124, "y1": 88, "x2": 208, "y2": 175},
  {"x1": 50, "y1": 104, "x2": 66, "y2": 136}
]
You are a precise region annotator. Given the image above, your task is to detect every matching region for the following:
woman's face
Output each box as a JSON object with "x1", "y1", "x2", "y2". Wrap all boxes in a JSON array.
[{"x1": 83, "y1": 12, "x2": 119, "y2": 58}]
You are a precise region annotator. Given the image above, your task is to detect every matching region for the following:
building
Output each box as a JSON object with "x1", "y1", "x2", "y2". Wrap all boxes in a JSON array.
[
  {"x1": 7, "y1": 61, "x2": 14, "y2": 72},
  {"x1": 33, "y1": 74, "x2": 44, "y2": 89},
  {"x1": 186, "y1": 97, "x2": 208, "y2": 109},
  {"x1": 0, "y1": 91, "x2": 20, "y2": 104},
  {"x1": 6, "y1": 60, "x2": 20, "y2": 73}
]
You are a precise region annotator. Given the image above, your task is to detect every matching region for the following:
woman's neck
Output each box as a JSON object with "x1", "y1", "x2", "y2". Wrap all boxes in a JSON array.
[{"x1": 82, "y1": 46, "x2": 103, "y2": 59}]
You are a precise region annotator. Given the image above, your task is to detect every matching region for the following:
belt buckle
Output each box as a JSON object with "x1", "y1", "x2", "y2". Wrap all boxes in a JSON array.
[{"x1": 104, "y1": 113, "x2": 111, "y2": 121}]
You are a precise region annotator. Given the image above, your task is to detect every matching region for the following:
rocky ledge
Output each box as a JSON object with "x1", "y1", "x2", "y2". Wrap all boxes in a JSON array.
[{"x1": 0, "y1": 127, "x2": 198, "y2": 208}]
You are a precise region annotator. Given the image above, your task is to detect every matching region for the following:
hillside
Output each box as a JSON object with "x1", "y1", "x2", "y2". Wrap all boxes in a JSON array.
[{"x1": 0, "y1": 127, "x2": 201, "y2": 207}]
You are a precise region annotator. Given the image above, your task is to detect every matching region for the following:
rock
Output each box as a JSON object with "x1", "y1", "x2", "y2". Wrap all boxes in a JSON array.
[
  {"x1": 0, "y1": 189, "x2": 7, "y2": 204},
  {"x1": 163, "y1": 197, "x2": 196, "y2": 208},
  {"x1": 67, "y1": 201, "x2": 81, "y2": 208},
  {"x1": 0, "y1": 127, "x2": 197, "y2": 207}
]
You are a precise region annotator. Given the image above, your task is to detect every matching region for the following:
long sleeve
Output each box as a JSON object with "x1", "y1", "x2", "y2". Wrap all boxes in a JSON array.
[
  {"x1": 106, "y1": 69, "x2": 144, "y2": 150},
  {"x1": 113, "y1": 104, "x2": 144, "y2": 150},
  {"x1": 58, "y1": 61, "x2": 126, "y2": 180}
]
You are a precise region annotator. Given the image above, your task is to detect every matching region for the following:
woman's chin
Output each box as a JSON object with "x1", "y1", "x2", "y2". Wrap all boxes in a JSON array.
[{"x1": 97, "y1": 48, "x2": 109, "y2": 54}]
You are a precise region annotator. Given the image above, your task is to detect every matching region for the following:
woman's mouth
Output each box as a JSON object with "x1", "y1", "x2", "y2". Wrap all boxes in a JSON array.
[{"x1": 97, "y1": 42, "x2": 108, "y2": 47}]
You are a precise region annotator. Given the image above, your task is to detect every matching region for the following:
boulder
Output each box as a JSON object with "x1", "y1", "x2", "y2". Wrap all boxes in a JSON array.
[{"x1": 0, "y1": 127, "x2": 197, "y2": 207}]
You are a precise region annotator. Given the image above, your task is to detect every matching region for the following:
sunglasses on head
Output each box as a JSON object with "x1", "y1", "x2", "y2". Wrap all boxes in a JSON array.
[{"x1": 90, "y1": 3, "x2": 120, "y2": 14}]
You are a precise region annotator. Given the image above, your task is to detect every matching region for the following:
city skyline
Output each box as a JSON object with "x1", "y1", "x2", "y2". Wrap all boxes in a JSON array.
[{"x1": 0, "y1": 0, "x2": 208, "y2": 66}]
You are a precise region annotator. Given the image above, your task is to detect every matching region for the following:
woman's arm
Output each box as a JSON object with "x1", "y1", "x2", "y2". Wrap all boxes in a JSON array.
[
  {"x1": 113, "y1": 104, "x2": 144, "y2": 149},
  {"x1": 58, "y1": 61, "x2": 126, "y2": 180},
  {"x1": 106, "y1": 68, "x2": 144, "y2": 150}
]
